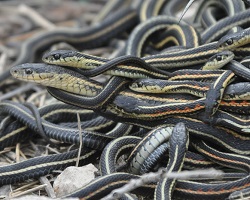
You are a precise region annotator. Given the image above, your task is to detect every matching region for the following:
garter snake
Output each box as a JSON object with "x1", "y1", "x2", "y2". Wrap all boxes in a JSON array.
[
  {"x1": 73, "y1": 55, "x2": 171, "y2": 79},
  {"x1": 155, "y1": 122, "x2": 189, "y2": 200},
  {"x1": 100, "y1": 136, "x2": 141, "y2": 176},
  {"x1": 201, "y1": 50, "x2": 235, "y2": 70},
  {"x1": 128, "y1": 126, "x2": 173, "y2": 174},
  {"x1": 204, "y1": 70, "x2": 235, "y2": 118},
  {"x1": 129, "y1": 80, "x2": 211, "y2": 97},
  {"x1": 42, "y1": 52, "x2": 171, "y2": 79},
  {"x1": 42, "y1": 41, "x2": 248, "y2": 71}
]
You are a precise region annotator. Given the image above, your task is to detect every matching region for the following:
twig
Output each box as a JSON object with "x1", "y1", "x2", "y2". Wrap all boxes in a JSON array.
[
  {"x1": 18, "y1": 4, "x2": 56, "y2": 30},
  {"x1": 19, "y1": 148, "x2": 27, "y2": 160},
  {"x1": 45, "y1": 145, "x2": 61, "y2": 154},
  {"x1": 0, "y1": 147, "x2": 15, "y2": 155},
  {"x1": 29, "y1": 140, "x2": 42, "y2": 156},
  {"x1": 10, "y1": 184, "x2": 47, "y2": 198},
  {"x1": 102, "y1": 168, "x2": 224, "y2": 200},
  {"x1": 76, "y1": 112, "x2": 83, "y2": 167},
  {"x1": 15, "y1": 143, "x2": 21, "y2": 163},
  {"x1": 39, "y1": 176, "x2": 56, "y2": 198},
  {"x1": 4, "y1": 151, "x2": 18, "y2": 163},
  {"x1": 178, "y1": 0, "x2": 195, "y2": 23},
  {"x1": 12, "y1": 181, "x2": 39, "y2": 193}
]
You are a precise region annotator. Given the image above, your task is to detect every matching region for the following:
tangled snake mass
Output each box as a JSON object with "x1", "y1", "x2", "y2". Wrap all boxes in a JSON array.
[{"x1": 2, "y1": 0, "x2": 250, "y2": 199}]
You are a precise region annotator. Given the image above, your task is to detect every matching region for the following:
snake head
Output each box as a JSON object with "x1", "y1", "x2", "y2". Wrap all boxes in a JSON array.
[
  {"x1": 42, "y1": 50, "x2": 104, "y2": 69},
  {"x1": 11, "y1": 63, "x2": 35, "y2": 80},
  {"x1": 129, "y1": 79, "x2": 163, "y2": 93},
  {"x1": 202, "y1": 51, "x2": 234, "y2": 70},
  {"x1": 42, "y1": 50, "x2": 77, "y2": 64},
  {"x1": 169, "y1": 122, "x2": 189, "y2": 154},
  {"x1": 217, "y1": 30, "x2": 248, "y2": 50},
  {"x1": 10, "y1": 63, "x2": 56, "y2": 82},
  {"x1": 129, "y1": 80, "x2": 144, "y2": 89}
]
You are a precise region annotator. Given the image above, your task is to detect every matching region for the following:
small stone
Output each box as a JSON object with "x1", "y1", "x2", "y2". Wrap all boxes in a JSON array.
[
  {"x1": 0, "y1": 185, "x2": 11, "y2": 198},
  {"x1": 53, "y1": 164, "x2": 98, "y2": 197}
]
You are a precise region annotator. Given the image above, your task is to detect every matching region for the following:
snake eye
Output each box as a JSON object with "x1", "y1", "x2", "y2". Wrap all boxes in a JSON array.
[
  {"x1": 25, "y1": 69, "x2": 33, "y2": 74},
  {"x1": 226, "y1": 39, "x2": 233, "y2": 46},
  {"x1": 53, "y1": 54, "x2": 60, "y2": 60},
  {"x1": 216, "y1": 55, "x2": 222, "y2": 61}
]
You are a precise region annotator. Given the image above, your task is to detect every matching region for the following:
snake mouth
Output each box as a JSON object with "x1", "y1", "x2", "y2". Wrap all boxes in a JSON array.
[{"x1": 31, "y1": 73, "x2": 55, "y2": 81}]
